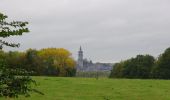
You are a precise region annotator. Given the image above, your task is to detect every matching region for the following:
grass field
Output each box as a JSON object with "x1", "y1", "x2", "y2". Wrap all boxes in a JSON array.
[{"x1": 2, "y1": 77, "x2": 170, "y2": 100}]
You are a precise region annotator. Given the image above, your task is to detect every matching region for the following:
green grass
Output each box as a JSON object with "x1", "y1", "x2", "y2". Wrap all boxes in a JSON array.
[{"x1": 2, "y1": 77, "x2": 170, "y2": 100}]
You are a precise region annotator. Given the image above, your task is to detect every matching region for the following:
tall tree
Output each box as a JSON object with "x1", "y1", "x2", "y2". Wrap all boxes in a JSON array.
[
  {"x1": 0, "y1": 13, "x2": 41, "y2": 98},
  {"x1": 152, "y1": 47, "x2": 170, "y2": 79}
]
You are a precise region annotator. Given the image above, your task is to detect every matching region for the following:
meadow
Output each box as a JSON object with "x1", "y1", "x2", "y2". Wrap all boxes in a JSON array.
[{"x1": 3, "y1": 77, "x2": 170, "y2": 100}]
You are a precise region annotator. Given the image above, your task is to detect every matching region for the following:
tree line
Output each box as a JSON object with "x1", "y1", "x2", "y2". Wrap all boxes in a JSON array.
[
  {"x1": 110, "y1": 47, "x2": 170, "y2": 79},
  {"x1": 0, "y1": 48, "x2": 76, "y2": 77}
]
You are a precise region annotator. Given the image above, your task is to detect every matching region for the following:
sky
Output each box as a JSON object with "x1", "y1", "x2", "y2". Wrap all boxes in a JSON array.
[{"x1": 0, "y1": 0, "x2": 170, "y2": 63}]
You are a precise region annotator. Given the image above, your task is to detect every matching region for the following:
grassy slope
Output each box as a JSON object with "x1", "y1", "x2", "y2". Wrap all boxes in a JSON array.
[{"x1": 4, "y1": 77, "x2": 170, "y2": 100}]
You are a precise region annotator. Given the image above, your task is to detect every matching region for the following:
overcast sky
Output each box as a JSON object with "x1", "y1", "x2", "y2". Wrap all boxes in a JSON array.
[{"x1": 0, "y1": 0, "x2": 170, "y2": 63}]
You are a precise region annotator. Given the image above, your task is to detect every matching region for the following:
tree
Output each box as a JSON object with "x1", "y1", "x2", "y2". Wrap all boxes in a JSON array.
[
  {"x1": 38, "y1": 48, "x2": 76, "y2": 76},
  {"x1": 110, "y1": 55, "x2": 155, "y2": 79},
  {"x1": 5, "y1": 51, "x2": 25, "y2": 69},
  {"x1": 152, "y1": 47, "x2": 170, "y2": 79},
  {"x1": 123, "y1": 55, "x2": 155, "y2": 78},
  {"x1": 0, "y1": 48, "x2": 76, "y2": 77},
  {"x1": 109, "y1": 63, "x2": 123, "y2": 78},
  {"x1": 0, "y1": 13, "x2": 41, "y2": 98},
  {"x1": 24, "y1": 49, "x2": 43, "y2": 75},
  {"x1": 0, "y1": 13, "x2": 29, "y2": 49}
]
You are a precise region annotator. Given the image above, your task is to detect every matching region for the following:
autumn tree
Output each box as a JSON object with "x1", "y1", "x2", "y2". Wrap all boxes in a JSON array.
[
  {"x1": 38, "y1": 48, "x2": 76, "y2": 76},
  {"x1": 2, "y1": 48, "x2": 76, "y2": 77}
]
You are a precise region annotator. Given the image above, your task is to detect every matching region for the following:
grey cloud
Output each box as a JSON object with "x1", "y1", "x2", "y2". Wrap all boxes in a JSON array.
[{"x1": 1, "y1": 0, "x2": 170, "y2": 62}]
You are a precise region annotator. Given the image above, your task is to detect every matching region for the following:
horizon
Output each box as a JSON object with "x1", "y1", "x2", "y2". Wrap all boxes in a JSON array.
[{"x1": 2, "y1": 46, "x2": 168, "y2": 64}]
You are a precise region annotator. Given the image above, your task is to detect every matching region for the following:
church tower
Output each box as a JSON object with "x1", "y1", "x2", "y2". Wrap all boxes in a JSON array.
[{"x1": 78, "y1": 46, "x2": 83, "y2": 68}]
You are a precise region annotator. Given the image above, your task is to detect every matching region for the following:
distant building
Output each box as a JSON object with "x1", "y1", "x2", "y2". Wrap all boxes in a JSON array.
[
  {"x1": 76, "y1": 46, "x2": 113, "y2": 72},
  {"x1": 77, "y1": 46, "x2": 84, "y2": 69}
]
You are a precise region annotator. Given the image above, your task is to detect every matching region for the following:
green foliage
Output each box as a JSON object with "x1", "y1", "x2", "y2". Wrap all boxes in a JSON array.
[
  {"x1": 110, "y1": 55, "x2": 155, "y2": 79},
  {"x1": 109, "y1": 63, "x2": 123, "y2": 78},
  {"x1": 110, "y1": 47, "x2": 170, "y2": 79},
  {"x1": 0, "y1": 13, "x2": 29, "y2": 49},
  {"x1": 0, "y1": 13, "x2": 41, "y2": 98},
  {"x1": 24, "y1": 49, "x2": 43, "y2": 75},
  {"x1": 151, "y1": 48, "x2": 170, "y2": 79},
  {"x1": 0, "y1": 48, "x2": 76, "y2": 77},
  {"x1": 0, "y1": 66, "x2": 36, "y2": 98},
  {"x1": 0, "y1": 58, "x2": 40, "y2": 98}
]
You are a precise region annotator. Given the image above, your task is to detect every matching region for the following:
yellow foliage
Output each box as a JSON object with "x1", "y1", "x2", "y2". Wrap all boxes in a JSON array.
[{"x1": 38, "y1": 48, "x2": 76, "y2": 69}]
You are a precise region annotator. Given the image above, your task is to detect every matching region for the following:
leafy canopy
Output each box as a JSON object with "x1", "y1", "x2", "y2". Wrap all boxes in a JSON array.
[
  {"x1": 0, "y1": 13, "x2": 42, "y2": 98},
  {"x1": 0, "y1": 13, "x2": 29, "y2": 49}
]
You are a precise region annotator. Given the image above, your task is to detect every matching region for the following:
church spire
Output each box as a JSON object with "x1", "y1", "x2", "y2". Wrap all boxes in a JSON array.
[
  {"x1": 80, "y1": 46, "x2": 82, "y2": 51},
  {"x1": 78, "y1": 46, "x2": 83, "y2": 68}
]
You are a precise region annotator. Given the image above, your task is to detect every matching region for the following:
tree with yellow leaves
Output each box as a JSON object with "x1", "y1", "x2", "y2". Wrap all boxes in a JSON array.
[{"x1": 38, "y1": 48, "x2": 76, "y2": 76}]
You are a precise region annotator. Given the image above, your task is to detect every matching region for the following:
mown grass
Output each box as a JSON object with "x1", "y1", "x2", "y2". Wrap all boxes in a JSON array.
[{"x1": 2, "y1": 77, "x2": 170, "y2": 100}]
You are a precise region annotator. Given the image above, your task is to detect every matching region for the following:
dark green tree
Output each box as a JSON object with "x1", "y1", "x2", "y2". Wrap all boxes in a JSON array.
[
  {"x1": 152, "y1": 47, "x2": 170, "y2": 79},
  {"x1": 5, "y1": 51, "x2": 24, "y2": 69},
  {"x1": 110, "y1": 55, "x2": 155, "y2": 79},
  {"x1": 123, "y1": 55, "x2": 155, "y2": 78},
  {"x1": 109, "y1": 63, "x2": 124, "y2": 78},
  {"x1": 0, "y1": 13, "x2": 42, "y2": 98},
  {"x1": 24, "y1": 49, "x2": 44, "y2": 75}
]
